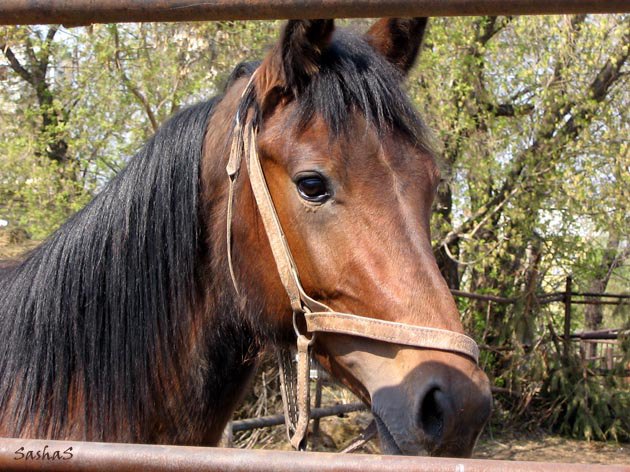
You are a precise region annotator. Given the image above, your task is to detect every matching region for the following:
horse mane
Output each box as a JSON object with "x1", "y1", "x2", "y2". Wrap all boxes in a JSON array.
[{"x1": 0, "y1": 97, "x2": 219, "y2": 439}]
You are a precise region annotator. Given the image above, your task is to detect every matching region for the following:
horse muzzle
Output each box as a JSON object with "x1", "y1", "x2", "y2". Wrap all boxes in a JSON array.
[{"x1": 369, "y1": 352, "x2": 492, "y2": 457}]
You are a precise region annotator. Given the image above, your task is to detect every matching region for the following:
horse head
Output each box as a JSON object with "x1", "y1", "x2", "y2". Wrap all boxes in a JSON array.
[{"x1": 220, "y1": 19, "x2": 492, "y2": 457}]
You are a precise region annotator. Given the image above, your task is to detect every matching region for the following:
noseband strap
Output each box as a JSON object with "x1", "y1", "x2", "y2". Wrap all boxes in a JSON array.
[
  {"x1": 305, "y1": 312, "x2": 479, "y2": 359},
  {"x1": 226, "y1": 75, "x2": 480, "y2": 450}
]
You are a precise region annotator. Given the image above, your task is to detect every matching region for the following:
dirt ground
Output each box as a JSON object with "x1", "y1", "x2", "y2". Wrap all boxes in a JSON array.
[
  {"x1": 474, "y1": 434, "x2": 628, "y2": 465},
  {"x1": 305, "y1": 410, "x2": 629, "y2": 465}
]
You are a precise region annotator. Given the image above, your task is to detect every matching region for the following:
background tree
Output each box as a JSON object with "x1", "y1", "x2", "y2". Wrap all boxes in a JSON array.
[
  {"x1": 411, "y1": 14, "x2": 628, "y2": 345},
  {"x1": 1, "y1": 22, "x2": 278, "y2": 237}
]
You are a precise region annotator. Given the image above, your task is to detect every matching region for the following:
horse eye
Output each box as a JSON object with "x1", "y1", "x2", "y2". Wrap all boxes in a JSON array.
[{"x1": 296, "y1": 175, "x2": 329, "y2": 203}]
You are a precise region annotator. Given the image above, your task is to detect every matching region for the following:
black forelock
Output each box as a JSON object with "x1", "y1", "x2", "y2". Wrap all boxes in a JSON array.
[{"x1": 293, "y1": 30, "x2": 434, "y2": 153}]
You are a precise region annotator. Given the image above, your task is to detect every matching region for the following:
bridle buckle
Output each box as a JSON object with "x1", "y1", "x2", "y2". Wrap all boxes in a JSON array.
[{"x1": 292, "y1": 309, "x2": 316, "y2": 346}]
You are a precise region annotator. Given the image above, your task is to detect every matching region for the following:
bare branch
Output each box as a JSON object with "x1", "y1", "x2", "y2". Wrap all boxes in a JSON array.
[
  {"x1": 442, "y1": 18, "x2": 629, "y2": 251},
  {"x1": 476, "y1": 15, "x2": 513, "y2": 46},
  {"x1": 552, "y1": 20, "x2": 629, "y2": 143},
  {"x1": 589, "y1": 29, "x2": 629, "y2": 102},
  {"x1": 111, "y1": 25, "x2": 159, "y2": 132},
  {"x1": 486, "y1": 102, "x2": 535, "y2": 117},
  {"x1": 441, "y1": 185, "x2": 519, "y2": 247},
  {"x1": 45, "y1": 26, "x2": 58, "y2": 45},
  {"x1": 0, "y1": 43, "x2": 33, "y2": 84}
]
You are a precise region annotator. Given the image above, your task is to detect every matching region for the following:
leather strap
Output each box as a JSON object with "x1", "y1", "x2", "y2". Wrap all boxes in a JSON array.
[
  {"x1": 305, "y1": 312, "x2": 479, "y2": 363},
  {"x1": 291, "y1": 335, "x2": 313, "y2": 450},
  {"x1": 243, "y1": 124, "x2": 304, "y2": 313},
  {"x1": 225, "y1": 80, "x2": 248, "y2": 297},
  {"x1": 277, "y1": 347, "x2": 299, "y2": 441}
]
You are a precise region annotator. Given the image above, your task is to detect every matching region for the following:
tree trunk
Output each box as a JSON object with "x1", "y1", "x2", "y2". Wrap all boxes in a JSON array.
[
  {"x1": 583, "y1": 236, "x2": 627, "y2": 358},
  {"x1": 434, "y1": 183, "x2": 460, "y2": 289},
  {"x1": 1, "y1": 27, "x2": 71, "y2": 171}
]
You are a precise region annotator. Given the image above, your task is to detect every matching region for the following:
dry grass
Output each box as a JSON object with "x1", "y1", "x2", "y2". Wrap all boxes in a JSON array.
[
  {"x1": 0, "y1": 228, "x2": 39, "y2": 260},
  {"x1": 475, "y1": 432, "x2": 629, "y2": 464}
]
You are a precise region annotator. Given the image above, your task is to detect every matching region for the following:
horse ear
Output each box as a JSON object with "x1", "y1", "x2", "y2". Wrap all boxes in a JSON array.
[
  {"x1": 255, "y1": 19, "x2": 334, "y2": 107},
  {"x1": 365, "y1": 18, "x2": 428, "y2": 75}
]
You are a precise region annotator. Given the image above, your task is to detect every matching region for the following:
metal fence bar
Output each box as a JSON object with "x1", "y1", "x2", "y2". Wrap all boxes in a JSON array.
[
  {"x1": 538, "y1": 294, "x2": 567, "y2": 304},
  {"x1": 570, "y1": 292, "x2": 630, "y2": 299},
  {"x1": 571, "y1": 328, "x2": 621, "y2": 339},
  {"x1": 451, "y1": 289, "x2": 629, "y2": 306},
  {"x1": 232, "y1": 402, "x2": 366, "y2": 432},
  {"x1": 539, "y1": 292, "x2": 630, "y2": 299},
  {"x1": 450, "y1": 289, "x2": 516, "y2": 304},
  {"x1": 563, "y1": 276, "x2": 572, "y2": 360},
  {"x1": 1, "y1": 438, "x2": 628, "y2": 472},
  {"x1": 570, "y1": 299, "x2": 625, "y2": 306},
  {"x1": 1, "y1": 0, "x2": 629, "y2": 26}
]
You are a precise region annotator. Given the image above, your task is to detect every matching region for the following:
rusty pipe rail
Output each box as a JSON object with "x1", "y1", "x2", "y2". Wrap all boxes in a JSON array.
[
  {"x1": 450, "y1": 289, "x2": 517, "y2": 304},
  {"x1": 1, "y1": 438, "x2": 628, "y2": 472},
  {"x1": 232, "y1": 401, "x2": 366, "y2": 432},
  {"x1": 1, "y1": 0, "x2": 629, "y2": 26}
]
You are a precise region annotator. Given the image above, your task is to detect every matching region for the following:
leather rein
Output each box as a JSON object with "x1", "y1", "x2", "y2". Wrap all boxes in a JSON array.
[{"x1": 225, "y1": 75, "x2": 480, "y2": 450}]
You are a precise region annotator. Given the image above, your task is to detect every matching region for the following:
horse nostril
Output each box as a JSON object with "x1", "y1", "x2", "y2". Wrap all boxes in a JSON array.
[{"x1": 417, "y1": 387, "x2": 447, "y2": 443}]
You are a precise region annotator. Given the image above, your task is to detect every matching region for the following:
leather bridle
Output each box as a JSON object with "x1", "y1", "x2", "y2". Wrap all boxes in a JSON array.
[{"x1": 225, "y1": 74, "x2": 480, "y2": 450}]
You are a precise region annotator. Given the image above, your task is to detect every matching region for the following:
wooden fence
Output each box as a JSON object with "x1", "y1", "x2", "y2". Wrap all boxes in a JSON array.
[{"x1": 451, "y1": 278, "x2": 628, "y2": 374}]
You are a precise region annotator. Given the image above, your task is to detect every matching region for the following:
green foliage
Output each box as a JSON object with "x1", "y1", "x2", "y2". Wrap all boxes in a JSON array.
[
  {"x1": 1, "y1": 22, "x2": 279, "y2": 236},
  {"x1": 0, "y1": 151, "x2": 88, "y2": 239},
  {"x1": 485, "y1": 322, "x2": 630, "y2": 442},
  {"x1": 543, "y1": 355, "x2": 629, "y2": 441},
  {"x1": 414, "y1": 21, "x2": 629, "y2": 441}
]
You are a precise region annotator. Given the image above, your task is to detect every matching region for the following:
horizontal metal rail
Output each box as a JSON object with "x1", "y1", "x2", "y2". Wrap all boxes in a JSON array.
[
  {"x1": 451, "y1": 289, "x2": 629, "y2": 305},
  {"x1": 232, "y1": 401, "x2": 366, "y2": 432},
  {"x1": 1, "y1": 0, "x2": 629, "y2": 26},
  {"x1": 570, "y1": 292, "x2": 630, "y2": 299},
  {"x1": 570, "y1": 299, "x2": 625, "y2": 306},
  {"x1": 571, "y1": 328, "x2": 622, "y2": 340},
  {"x1": 450, "y1": 289, "x2": 516, "y2": 304},
  {"x1": 539, "y1": 293, "x2": 629, "y2": 302},
  {"x1": 1, "y1": 437, "x2": 628, "y2": 472}
]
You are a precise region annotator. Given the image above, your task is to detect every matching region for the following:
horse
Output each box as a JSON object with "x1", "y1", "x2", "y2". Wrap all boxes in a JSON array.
[{"x1": 0, "y1": 18, "x2": 492, "y2": 457}]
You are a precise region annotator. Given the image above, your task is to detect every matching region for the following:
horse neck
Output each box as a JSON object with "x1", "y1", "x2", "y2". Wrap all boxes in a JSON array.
[{"x1": 0, "y1": 96, "x2": 260, "y2": 445}]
